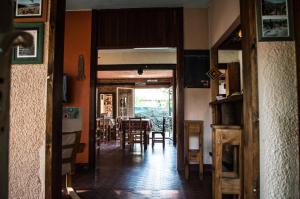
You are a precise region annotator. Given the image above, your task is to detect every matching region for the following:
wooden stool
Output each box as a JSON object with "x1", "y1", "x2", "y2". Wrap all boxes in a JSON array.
[
  {"x1": 212, "y1": 125, "x2": 242, "y2": 199},
  {"x1": 184, "y1": 120, "x2": 204, "y2": 180}
]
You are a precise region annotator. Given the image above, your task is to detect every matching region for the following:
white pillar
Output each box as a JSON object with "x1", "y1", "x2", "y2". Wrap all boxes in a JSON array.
[{"x1": 257, "y1": 41, "x2": 299, "y2": 198}]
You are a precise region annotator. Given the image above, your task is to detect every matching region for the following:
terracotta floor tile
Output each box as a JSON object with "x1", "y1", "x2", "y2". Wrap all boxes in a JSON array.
[{"x1": 72, "y1": 140, "x2": 212, "y2": 199}]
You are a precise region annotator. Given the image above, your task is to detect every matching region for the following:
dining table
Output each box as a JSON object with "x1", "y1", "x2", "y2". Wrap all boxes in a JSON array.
[
  {"x1": 119, "y1": 118, "x2": 152, "y2": 150},
  {"x1": 96, "y1": 117, "x2": 115, "y2": 129}
]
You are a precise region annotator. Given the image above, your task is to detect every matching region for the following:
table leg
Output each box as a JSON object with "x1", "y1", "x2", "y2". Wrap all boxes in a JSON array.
[
  {"x1": 122, "y1": 131, "x2": 125, "y2": 149},
  {"x1": 144, "y1": 130, "x2": 147, "y2": 150}
]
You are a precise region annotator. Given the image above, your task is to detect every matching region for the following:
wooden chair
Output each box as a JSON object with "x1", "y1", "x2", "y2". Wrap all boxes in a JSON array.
[
  {"x1": 62, "y1": 131, "x2": 82, "y2": 198},
  {"x1": 103, "y1": 119, "x2": 111, "y2": 141},
  {"x1": 152, "y1": 117, "x2": 166, "y2": 147},
  {"x1": 184, "y1": 120, "x2": 204, "y2": 180},
  {"x1": 97, "y1": 117, "x2": 111, "y2": 143},
  {"x1": 115, "y1": 117, "x2": 122, "y2": 140},
  {"x1": 128, "y1": 117, "x2": 143, "y2": 151}
]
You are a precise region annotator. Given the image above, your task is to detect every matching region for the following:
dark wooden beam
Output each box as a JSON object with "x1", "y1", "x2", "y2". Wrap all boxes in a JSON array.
[
  {"x1": 240, "y1": 0, "x2": 259, "y2": 198},
  {"x1": 172, "y1": 69, "x2": 177, "y2": 145},
  {"x1": 96, "y1": 8, "x2": 180, "y2": 48},
  {"x1": 0, "y1": 1, "x2": 14, "y2": 198},
  {"x1": 210, "y1": 47, "x2": 219, "y2": 101},
  {"x1": 45, "y1": 0, "x2": 66, "y2": 199},
  {"x1": 89, "y1": 10, "x2": 98, "y2": 170},
  {"x1": 97, "y1": 64, "x2": 176, "y2": 71},
  {"x1": 176, "y1": 7, "x2": 184, "y2": 171},
  {"x1": 294, "y1": 0, "x2": 300, "y2": 191}
]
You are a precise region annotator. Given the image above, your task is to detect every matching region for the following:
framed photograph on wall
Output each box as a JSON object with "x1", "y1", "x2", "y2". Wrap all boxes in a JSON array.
[
  {"x1": 14, "y1": 0, "x2": 48, "y2": 22},
  {"x1": 257, "y1": 0, "x2": 294, "y2": 41},
  {"x1": 12, "y1": 23, "x2": 44, "y2": 64}
]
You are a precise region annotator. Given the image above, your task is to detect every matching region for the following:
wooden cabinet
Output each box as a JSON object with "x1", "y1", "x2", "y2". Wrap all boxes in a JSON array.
[
  {"x1": 225, "y1": 62, "x2": 241, "y2": 96},
  {"x1": 184, "y1": 120, "x2": 203, "y2": 180},
  {"x1": 210, "y1": 95, "x2": 243, "y2": 125},
  {"x1": 212, "y1": 125, "x2": 242, "y2": 199}
]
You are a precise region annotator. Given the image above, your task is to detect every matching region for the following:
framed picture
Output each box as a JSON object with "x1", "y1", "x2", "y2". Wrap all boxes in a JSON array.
[
  {"x1": 12, "y1": 23, "x2": 44, "y2": 64},
  {"x1": 14, "y1": 0, "x2": 48, "y2": 22},
  {"x1": 257, "y1": 0, "x2": 294, "y2": 41}
]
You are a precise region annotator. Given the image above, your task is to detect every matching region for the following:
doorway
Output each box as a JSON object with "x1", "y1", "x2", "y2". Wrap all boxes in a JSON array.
[
  {"x1": 91, "y1": 47, "x2": 179, "y2": 165},
  {"x1": 134, "y1": 88, "x2": 174, "y2": 140}
]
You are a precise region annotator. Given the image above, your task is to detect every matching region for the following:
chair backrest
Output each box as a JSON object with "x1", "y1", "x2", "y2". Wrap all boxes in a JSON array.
[
  {"x1": 162, "y1": 117, "x2": 166, "y2": 133},
  {"x1": 129, "y1": 117, "x2": 142, "y2": 132},
  {"x1": 98, "y1": 118, "x2": 108, "y2": 131},
  {"x1": 62, "y1": 131, "x2": 81, "y2": 176},
  {"x1": 115, "y1": 117, "x2": 121, "y2": 130}
]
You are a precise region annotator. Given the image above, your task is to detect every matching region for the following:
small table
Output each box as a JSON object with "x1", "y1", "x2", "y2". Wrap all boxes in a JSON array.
[{"x1": 120, "y1": 118, "x2": 152, "y2": 150}]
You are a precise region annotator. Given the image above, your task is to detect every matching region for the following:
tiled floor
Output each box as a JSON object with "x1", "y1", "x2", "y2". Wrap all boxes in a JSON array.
[{"x1": 72, "y1": 140, "x2": 212, "y2": 199}]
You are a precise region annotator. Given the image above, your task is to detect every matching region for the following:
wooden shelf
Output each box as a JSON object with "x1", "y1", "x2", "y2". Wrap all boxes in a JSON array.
[
  {"x1": 209, "y1": 94, "x2": 243, "y2": 105},
  {"x1": 211, "y1": 125, "x2": 242, "y2": 129}
]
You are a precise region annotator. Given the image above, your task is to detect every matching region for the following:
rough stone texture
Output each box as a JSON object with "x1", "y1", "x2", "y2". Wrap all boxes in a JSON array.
[
  {"x1": 9, "y1": 24, "x2": 49, "y2": 199},
  {"x1": 257, "y1": 42, "x2": 299, "y2": 199}
]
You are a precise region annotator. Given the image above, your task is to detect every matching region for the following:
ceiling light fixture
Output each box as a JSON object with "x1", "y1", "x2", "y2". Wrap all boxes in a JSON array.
[{"x1": 137, "y1": 67, "x2": 143, "y2": 75}]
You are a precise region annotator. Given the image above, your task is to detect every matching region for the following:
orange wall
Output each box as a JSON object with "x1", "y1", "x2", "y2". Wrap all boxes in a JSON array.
[{"x1": 64, "y1": 11, "x2": 92, "y2": 163}]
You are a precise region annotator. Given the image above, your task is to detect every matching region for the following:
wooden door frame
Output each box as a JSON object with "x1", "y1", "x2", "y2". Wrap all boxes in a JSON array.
[
  {"x1": 0, "y1": 1, "x2": 14, "y2": 198},
  {"x1": 210, "y1": 1, "x2": 260, "y2": 197},
  {"x1": 89, "y1": 8, "x2": 184, "y2": 171},
  {"x1": 293, "y1": 0, "x2": 300, "y2": 191},
  {"x1": 45, "y1": 0, "x2": 66, "y2": 199},
  {"x1": 92, "y1": 65, "x2": 180, "y2": 166},
  {"x1": 96, "y1": 66, "x2": 176, "y2": 140},
  {"x1": 240, "y1": 0, "x2": 259, "y2": 198},
  {"x1": 44, "y1": 6, "x2": 183, "y2": 198}
]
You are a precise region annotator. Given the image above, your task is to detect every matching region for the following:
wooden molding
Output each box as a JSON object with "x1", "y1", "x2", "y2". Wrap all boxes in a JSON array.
[
  {"x1": 45, "y1": 0, "x2": 66, "y2": 198},
  {"x1": 240, "y1": 0, "x2": 259, "y2": 198},
  {"x1": 88, "y1": 10, "x2": 98, "y2": 170}
]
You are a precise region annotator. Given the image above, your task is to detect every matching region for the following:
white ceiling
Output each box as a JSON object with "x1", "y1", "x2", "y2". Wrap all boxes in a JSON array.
[{"x1": 66, "y1": 0, "x2": 209, "y2": 10}]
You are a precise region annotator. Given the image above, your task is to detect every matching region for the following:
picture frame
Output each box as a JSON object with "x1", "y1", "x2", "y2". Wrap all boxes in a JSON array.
[
  {"x1": 14, "y1": 0, "x2": 48, "y2": 22},
  {"x1": 12, "y1": 23, "x2": 44, "y2": 64},
  {"x1": 257, "y1": 0, "x2": 294, "y2": 41}
]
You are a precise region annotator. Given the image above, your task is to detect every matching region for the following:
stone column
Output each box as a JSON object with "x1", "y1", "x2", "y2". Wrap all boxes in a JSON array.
[{"x1": 257, "y1": 42, "x2": 299, "y2": 198}]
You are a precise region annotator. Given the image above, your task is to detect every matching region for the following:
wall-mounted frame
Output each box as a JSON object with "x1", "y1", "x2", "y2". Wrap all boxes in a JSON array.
[
  {"x1": 98, "y1": 93, "x2": 116, "y2": 118},
  {"x1": 12, "y1": 23, "x2": 44, "y2": 64},
  {"x1": 14, "y1": 0, "x2": 48, "y2": 22},
  {"x1": 257, "y1": 0, "x2": 294, "y2": 41}
]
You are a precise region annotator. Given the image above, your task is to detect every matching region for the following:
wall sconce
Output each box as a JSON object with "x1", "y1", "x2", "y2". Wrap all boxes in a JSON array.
[{"x1": 77, "y1": 54, "x2": 86, "y2": 80}]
